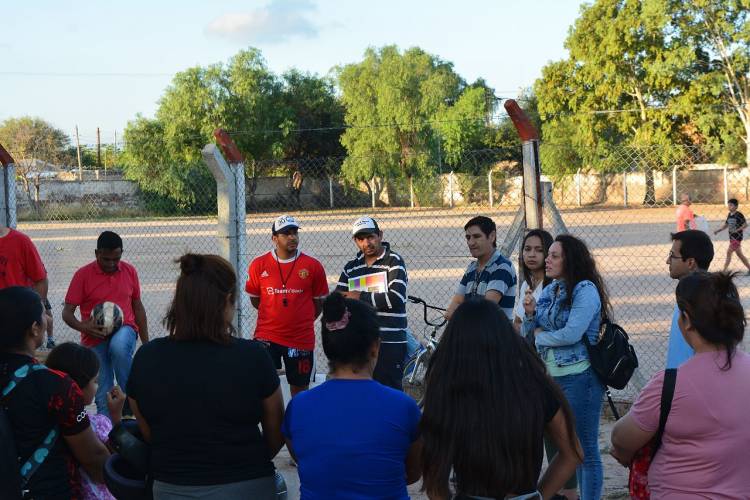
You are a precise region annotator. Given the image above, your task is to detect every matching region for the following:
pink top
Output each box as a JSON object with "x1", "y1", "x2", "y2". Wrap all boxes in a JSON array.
[
  {"x1": 675, "y1": 204, "x2": 695, "y2": 231},
  {"x1": 631, "y1": 350, "x2": 750, "y2": 499},
  {"x1": 80, "y1": 413, "x2": 115, "y2": 499}
]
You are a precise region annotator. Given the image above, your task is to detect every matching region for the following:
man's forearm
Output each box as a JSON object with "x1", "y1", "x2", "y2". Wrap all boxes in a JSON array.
[
  {"x1": 32, "y1": 278, "x2": 49, "y2": 300},
  {"x1": 62, "y1": 307, "x2": 84, "y2": 331}
]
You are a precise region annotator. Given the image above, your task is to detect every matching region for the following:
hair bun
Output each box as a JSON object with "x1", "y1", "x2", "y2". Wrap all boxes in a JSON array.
[
  {"x1": 323, "y1": 292, "x2": 347, "y2": 323},
  {"x1": 179, "y1": 254, "x2": 204, "y2": 275}
]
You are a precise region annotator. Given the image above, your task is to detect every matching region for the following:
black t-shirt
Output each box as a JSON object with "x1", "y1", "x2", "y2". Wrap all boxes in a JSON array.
[
  {"x1": 0, "y1": 353, "x2": 90, "y2": 499},
  {"x1": 127, "y1": 337, "x2": 280, "y2": 485},
  {"x1": 727, "y1": 211, "x2": 746, "y2": 241},
  {"x1": 457, "y1": 381, "x2": 561, "y2": 498}
]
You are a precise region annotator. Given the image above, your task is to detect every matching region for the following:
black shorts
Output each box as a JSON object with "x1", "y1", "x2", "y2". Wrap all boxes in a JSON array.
[
  {"x1": 374, "y1": 342, "x2": 407, "y2": 391},
  {"x1": 260, "y1": 341, "x2": 314, "y2": 388}
]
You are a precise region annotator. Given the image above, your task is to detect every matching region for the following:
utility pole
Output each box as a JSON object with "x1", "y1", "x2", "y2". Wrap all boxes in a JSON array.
[
  {"x1": 75, "y1": 125, "x2": 82, "y2": 181},
  {"x1": 96, "y1": 127, "x2": 101, "y2": 170}
]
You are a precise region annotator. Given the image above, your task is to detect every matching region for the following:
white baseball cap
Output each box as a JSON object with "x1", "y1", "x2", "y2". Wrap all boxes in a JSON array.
[
  {"x1": 352, "y1": 216, "x2": 380, "y2": 236},
  {"x1": 273, "y1": 214, "x2": 300, "y2": 234}
]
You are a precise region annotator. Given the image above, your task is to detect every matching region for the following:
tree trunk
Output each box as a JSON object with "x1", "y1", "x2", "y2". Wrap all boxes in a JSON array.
[{"x1": 643, "y1": 167, "x2": 656, "y2": 205}]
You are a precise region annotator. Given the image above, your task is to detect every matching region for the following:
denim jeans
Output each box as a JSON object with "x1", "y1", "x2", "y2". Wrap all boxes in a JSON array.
[
  {"x1": 405, "y1": 328, "x2": 421, "y2": 363},
  {"x1": 554, "y1": 367, "x2": 604, "y2": 500},
  {"x1": 92, "y1": 325, "x2": 137, "y2": 417}
]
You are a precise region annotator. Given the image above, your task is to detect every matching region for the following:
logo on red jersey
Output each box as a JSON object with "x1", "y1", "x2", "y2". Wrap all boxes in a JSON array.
[{"x1": 298, "y1": 269, "x2": 309, "y2": 279}]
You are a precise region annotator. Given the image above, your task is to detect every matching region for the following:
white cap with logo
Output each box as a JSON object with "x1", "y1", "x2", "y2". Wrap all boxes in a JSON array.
[
  {"x1": 351, "y1": 216, "x2": 380, "y2": 236},
  {"x1": 273, "y1": 214, "x2": 300, "y2": 233}
]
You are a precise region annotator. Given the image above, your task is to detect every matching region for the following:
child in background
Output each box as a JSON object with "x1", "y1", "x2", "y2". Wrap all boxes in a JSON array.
[
  {"x1": 714, "y1": 198, "x2": 750, "y2": 275},
  {"x1": 46, "y1": 342, "x2": 125, "y2": 500}
]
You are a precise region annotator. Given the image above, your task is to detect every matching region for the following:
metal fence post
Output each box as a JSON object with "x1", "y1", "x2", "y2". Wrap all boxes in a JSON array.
[
  {"x1": 672, "y1": 166, "x2": 678, "y2": 206},
  {"x1": 202, "y1": 131, "x2": 250, "y2": 339},
  {"x1": 488, "y1": 170, "x2": 494, "y2": 209},
  {"x1": 328, "y1": 175, "x2": 334, "y2": 209},
  {"x1": 724, "y1": 166, "x2": 729, "y2": 206},
  {"x1": 504, "y1": 100, "x2": 542, "y2": 230},
  {"x1": 448, "y1": 171, "x2": 454, "y2": 208},
  {"x1": 576, "y1": 168, "x2": 582, "y2": 207},
  {"x1": 409, "y1": 176, "x2": 414, "y2": 208},
  {"x1": 623, "y1": 172, "x2": 628, "y2": 207},
  {"x1": 371, "y1": 177, "x2": 376, "y2": 208},
  {"x1": 0, "y1": 144, "x2": 17, "y2": 228}
]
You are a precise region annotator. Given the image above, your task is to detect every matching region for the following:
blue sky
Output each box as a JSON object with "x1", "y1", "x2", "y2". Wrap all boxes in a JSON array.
[{"x1": 0, "y1": 0, "x2": 584, "y2": 148}]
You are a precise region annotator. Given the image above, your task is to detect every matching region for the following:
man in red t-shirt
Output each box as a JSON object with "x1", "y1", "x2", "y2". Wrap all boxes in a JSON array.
[
  {"x1": 246, "y1": 215, "x2": 328, "y2": 396},
  {"x1": 0, "y1": 225, "x2": 55, "y2": 347},
  {"x1": 62, "y1": 231, "x2": 149, "y2": 416}
]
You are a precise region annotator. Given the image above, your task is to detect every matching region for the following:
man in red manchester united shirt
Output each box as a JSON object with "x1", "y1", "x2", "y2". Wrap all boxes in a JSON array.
[{"x1": 246, "y1": 215, "x2": 328, "y2": 396}]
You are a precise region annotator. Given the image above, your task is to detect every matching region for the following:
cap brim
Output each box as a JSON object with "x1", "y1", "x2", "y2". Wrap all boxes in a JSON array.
[
  {"x1": 276, "y1": 224, "x2": 300, "y2": 233},
  {"x1": 353, "y1": 229, "x2": 377, "y2": 237}
]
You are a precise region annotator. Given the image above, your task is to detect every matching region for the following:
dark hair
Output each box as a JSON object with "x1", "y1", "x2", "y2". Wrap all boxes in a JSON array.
[
  {"x1": 46, "y1": 342, "x2": 100, "y2": 390},
  {"x1": 676, "y1": 271, "x2": 745, "y2": 370},
  {"x1": 729, "y1": 198, "x2": 739, "y2": 206},
  {"x1": 464, "y1": 216, "x2": 497, "y2": 248},
  {"x1": 0, "y1": 286, "x2": 43, "y2": 351},
  {"x1": 320, "y1": 292, "x2": 380, "y2": 371},
  {"x1": 519, "y1": 229, "x2": 554, "y2": 288},
  {"x1": 554, "y1": 234, "x2": 612, "y2": 319},
  {"x1": 97, "y1": 231, "x2": 123, "y2": 250},
  {"x1": 670, "y1": 230, "x2": 714, "y2": 271},
  {"x1": 420, "y1": 299, "x2": 580, "y2": 498},
  {"x1": 164, "y1": 254, "x2": 237, "y2": 344}
]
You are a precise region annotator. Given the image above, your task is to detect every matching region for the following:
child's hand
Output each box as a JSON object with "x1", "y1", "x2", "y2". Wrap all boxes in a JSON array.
[{"x1": 107, "y1": 386, "x2": 126, "y2": 425}]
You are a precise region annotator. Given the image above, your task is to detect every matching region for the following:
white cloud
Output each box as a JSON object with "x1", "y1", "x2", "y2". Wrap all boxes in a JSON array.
[{"x1": 205, "y1": 0, "x2": 319, "y2": 44}]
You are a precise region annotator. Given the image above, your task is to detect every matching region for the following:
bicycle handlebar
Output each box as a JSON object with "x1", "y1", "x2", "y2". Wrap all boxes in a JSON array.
[{"x1": 407, "y1": 296, "x2": 447, "y2": 327}]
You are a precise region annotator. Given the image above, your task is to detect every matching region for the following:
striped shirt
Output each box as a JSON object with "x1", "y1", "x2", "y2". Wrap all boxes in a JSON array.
[
  {"x1": 336, "y1": 242, "x2": 408, "y2": 343},
  {"x1": 456, "y1": 249, "x2": 517, "y2": 320}
]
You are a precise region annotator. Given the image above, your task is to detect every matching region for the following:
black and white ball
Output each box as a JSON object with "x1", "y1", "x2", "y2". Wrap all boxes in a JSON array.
[{"x1": 91, "y1": 302, "x2": 124, "y2": 336}]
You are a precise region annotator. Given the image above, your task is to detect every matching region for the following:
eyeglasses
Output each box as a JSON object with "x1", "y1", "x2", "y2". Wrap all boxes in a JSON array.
[{"x1": 668, "y1": 251, "x2": 683, "y2": 260}]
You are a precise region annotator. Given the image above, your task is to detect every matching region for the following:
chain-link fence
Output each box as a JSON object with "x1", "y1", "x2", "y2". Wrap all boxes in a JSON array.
[{"x1": 12, "y1": 144, "x2": 748, "y2": 400}]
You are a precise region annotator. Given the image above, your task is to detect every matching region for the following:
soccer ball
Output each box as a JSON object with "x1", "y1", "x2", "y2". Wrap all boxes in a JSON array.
[{"x1": 91, "y1": 302, "x2": 124, "y2": 336}]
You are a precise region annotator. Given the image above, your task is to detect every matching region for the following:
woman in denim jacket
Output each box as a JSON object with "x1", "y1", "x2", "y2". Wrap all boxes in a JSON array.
[{"x1": 523, "y1": 235, "x2": 611, "y2": 500}]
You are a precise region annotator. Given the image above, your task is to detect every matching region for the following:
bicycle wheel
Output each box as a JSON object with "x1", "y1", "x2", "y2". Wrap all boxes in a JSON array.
[{"x1": 402, "y1": 349, "x2": 431, "y2": 407}]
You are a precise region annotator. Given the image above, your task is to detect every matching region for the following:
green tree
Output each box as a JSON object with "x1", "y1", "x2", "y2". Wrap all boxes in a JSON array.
[
  {"x1": 121, "y1": 48, "x2": 343, "y2": 211},
  {"x1": 337, "y1": 46, "x2": 467, "y2": 202},
  {"x1": 0, "y1": 117, "x2": 70, "y2": 211},
  {"x1": 672, "y1": 0, "x2": 750, "y2": 166},
  {"x1": 535, "y1": 0, "x2": 695, "y2": 202}
]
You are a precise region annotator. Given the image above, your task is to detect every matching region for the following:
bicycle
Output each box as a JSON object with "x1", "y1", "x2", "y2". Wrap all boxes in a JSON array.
[{"x1": 402, "y1": 295, "x2": 447, "y2": 407}]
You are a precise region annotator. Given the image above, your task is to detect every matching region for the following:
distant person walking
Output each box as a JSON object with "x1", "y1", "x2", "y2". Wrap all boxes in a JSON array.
[
  {"x1": 665, "y1": 230, "x2": 714, "y2": 368},
  {"x1": 675, "y1": 193, "x2": 696, "y2": 231},
  {"x1": 714, "y1": 198, "x2": 750, "y2": 274}
]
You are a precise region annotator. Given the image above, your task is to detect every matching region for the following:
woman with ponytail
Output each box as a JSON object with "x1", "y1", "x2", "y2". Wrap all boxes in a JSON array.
[
  {"x1": 612, "y1": 271, "x2": 750, "y2": 498},
  {"x1": 282, "y1": 292, "x2": 422, "y2": 499},
  {"x1": 127, "y1": 254, "x2": 284, "y2": 499}
]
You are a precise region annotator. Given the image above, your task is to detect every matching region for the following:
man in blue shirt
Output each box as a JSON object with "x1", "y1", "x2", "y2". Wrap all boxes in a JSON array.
[
  {"x1": 446, "y1": 216, "x2": 517, "y2": 320},
  {"x1": 665, "y1": 230, "x2": 714, "y2": 368}
]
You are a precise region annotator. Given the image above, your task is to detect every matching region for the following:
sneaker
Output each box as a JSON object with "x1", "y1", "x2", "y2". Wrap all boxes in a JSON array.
[{"x1": 46, "y1": 338, "x2": 56, "y2": 349}]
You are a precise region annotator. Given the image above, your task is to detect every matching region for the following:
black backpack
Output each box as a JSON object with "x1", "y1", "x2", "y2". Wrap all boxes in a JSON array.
[{"x1": 583, "y1": 318, "x2": 638, "y2": 390}]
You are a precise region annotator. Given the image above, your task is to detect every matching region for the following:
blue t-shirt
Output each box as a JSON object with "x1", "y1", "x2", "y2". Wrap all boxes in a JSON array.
[
  {"x1": 665, "y1": 304, "x2": 694, "y2": 368},
  {"x1": 282, "y1": 379, "x2": 420, "y2": 500},
  {"x1": 456, "y1": 249, "x2": 517, "y2": 320}
]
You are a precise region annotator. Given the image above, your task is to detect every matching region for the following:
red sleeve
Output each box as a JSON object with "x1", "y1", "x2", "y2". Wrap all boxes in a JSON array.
[
  {"x1": 21, "y1": 235, "x2": 46, "y2": 283},
  {"x1": 48, "y1": 372, "x2": 90, "y2": 436},
  {"x1": 245, "y1": 259, "x2": 260, "y2": 296},
  {"x1": 629, "y1": 370, "x2": 665, "y2": 433},
  {"x1": 313, "y1": 260, "x2": 329, "y2": 299},
  {"x1": 65, "y1": 268, "x2": 85, "y2": 306},
  {"x1": 130, "y1": 265, "x2": 141, "y2": 301}
]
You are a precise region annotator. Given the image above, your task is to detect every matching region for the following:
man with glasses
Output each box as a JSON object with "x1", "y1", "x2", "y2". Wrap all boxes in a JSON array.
[
  {"x1": 665, "y1": 230, "x2": 714, "y2": 368},
  {"x1": 445, "y1": 216, "x2": 517, "y2": 321}
]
